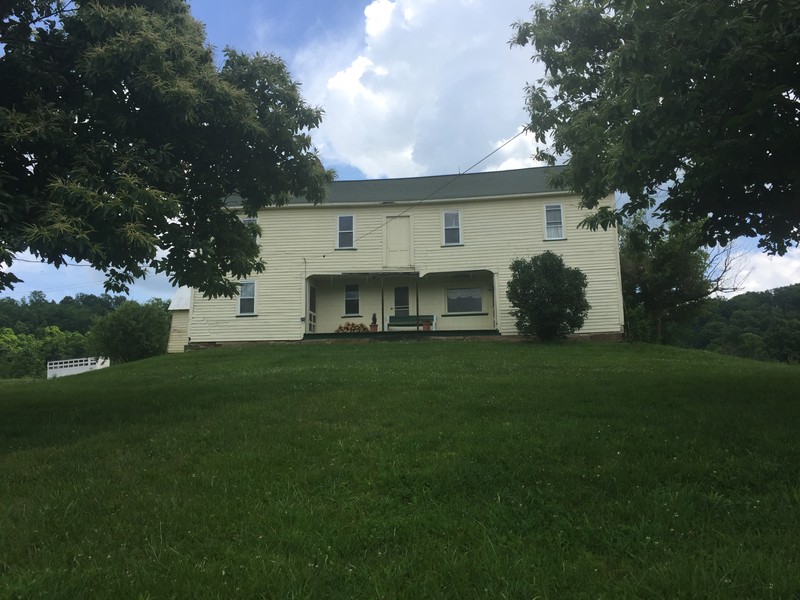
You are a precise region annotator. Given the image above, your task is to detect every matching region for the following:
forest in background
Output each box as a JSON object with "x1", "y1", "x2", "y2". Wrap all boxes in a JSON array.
[{"x1": 0, "y1": 292, "x2": 170, "y2": 378}]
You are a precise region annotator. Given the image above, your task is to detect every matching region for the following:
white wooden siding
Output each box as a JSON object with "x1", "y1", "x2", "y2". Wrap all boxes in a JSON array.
[
  {"x1": 167, "y1": 309, "x2": 190, "y2": 353},
  {"x1": 186, "y1": 192, "x2": 623, "y2": 344}
]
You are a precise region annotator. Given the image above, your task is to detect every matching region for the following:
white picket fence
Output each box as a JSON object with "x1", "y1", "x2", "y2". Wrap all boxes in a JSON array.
[{"x1": 46, "y1": 356, "x2": 110, "y2": 379}]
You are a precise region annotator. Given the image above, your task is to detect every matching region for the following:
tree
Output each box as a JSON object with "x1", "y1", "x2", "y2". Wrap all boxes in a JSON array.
[
  {"x1": 619, "y1": 215, "x2": 745, "y2": 343},
  {"x1": 512, "y1": 0, "x2": 800, "y2": 254},
  {"x1": 1, "y1": 0, "x2": 333, "y2": 296},
  {"x1": 0, "y1": 327, "x2": 44, "y2": 378},
  {"x1": 506, "y1": 250, "x2": 590, "y2": 341},
  {"x1": 87, "y1": 299, "x2": 170, "y2": 363}
]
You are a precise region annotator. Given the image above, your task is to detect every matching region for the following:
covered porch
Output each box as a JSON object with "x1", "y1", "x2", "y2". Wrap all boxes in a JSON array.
[{"x1": 304, "y1": 269, "x2": 498, "y2": 336}]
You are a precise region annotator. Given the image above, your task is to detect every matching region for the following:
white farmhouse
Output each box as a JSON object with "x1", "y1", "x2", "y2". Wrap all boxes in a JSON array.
[{"x1": 168, "y1": 165, "x2": 624, "y2": 350}]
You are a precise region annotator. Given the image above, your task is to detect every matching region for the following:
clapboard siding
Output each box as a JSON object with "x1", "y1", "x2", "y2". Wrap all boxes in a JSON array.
[
  {"x1": 167, "y1": 310, "x2": 189, "y2": 353},
  {"x1": 186, "y1": 181, "x2": 624, "y2": 345}
]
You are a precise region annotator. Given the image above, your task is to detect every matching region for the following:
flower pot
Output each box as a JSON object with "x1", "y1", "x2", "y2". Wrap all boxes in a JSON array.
[
  {"x1": 370, "y1": 323, "x2": 378, "y2": 333},
  {"x1": 422, "y1": 321, "x2": 432, "y2": 332}
]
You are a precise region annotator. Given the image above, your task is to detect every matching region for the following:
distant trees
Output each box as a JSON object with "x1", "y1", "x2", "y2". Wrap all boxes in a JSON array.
[
  {"x1": 507, "y1": 251, "x2": 590, "y2": 341},
  {"x1": 686, "y1": 285, "x2": 800, "y2": 363},
  {"x1": 0, "y1": 292, "x2": 126, "y2": 334},
  {"x1": 0, "y1": 292, "x2": 170, "y2": 377},
  {"x1": 0, "y1": 325, "x2": 89, "y2": 379}
]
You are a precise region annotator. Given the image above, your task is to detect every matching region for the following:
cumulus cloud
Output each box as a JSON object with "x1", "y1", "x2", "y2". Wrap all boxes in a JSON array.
[
  {"x1": 737, "y1": 247, "x2": 800, "y2": 294},
  {"x1": 292, "y1": 0, "x2": 542, "y2": 179},
  {"x1": 364, "y1": 0, "x2": 396, "y2": 39}
]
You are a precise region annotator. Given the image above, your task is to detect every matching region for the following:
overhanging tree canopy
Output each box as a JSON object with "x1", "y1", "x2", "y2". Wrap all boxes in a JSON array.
[
  {"x1": 513, "y1": 0, "x2": 800, "y2": 254},
  {"x1": 1, "y1": 0, "x2": 333, "y2": 296}
]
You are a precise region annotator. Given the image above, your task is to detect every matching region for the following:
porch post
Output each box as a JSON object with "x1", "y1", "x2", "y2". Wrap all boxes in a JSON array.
[
  {"x1": 415, "y1": 273, "x2": 420, "y2": 332},
  {"x1": 381, "y1": 276, "x2": 385, "y2": 332}
]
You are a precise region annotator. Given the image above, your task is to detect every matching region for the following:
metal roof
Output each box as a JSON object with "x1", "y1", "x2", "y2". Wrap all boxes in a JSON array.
[
  {"x1": 225, "y1": 165, "x2": 568, "y2": 209},
  {"x1": 168, "y1": 286, "x2": 192, "y2": 310},
  {"x1": 304, "y1": 165, "x2": 567, "y2": 205}
]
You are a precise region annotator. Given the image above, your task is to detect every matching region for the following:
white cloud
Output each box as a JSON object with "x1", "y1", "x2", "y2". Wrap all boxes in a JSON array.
[
  {"x1": 364, "y1": 0, "x2": 397, "y2": 39},
  {"x1": 291, "y1": 0, "x2": 541, "y2": 179},
  {"x1": 737, "y1": 247, "x2": 800, "y2": 294}
]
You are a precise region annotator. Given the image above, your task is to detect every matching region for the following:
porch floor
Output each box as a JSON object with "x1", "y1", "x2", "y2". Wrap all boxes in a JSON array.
[{"x1": 302, "y1": 329, "x2": 500, "y2": 341}]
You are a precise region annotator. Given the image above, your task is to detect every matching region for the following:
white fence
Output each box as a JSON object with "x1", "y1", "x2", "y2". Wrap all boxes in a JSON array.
[{"x1": 46, "y1": 356, "x2": 110, "y2": 379}]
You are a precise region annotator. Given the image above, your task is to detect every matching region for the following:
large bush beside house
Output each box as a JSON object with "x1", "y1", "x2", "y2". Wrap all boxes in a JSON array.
[
  {"x1": 88, "y1": 300, "x2": 170, "y2": 363},
  {"x1": 507, "y1": 251, "x2": 590, "y2": 341}
]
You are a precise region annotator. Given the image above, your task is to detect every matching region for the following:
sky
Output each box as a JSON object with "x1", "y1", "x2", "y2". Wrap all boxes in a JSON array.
[{"x1": 3, "y1": 0, "x2": 799, "y2": 303}]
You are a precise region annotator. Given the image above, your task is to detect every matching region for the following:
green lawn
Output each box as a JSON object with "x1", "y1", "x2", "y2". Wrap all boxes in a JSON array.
[{"x1": 2, "y1": 341, "x2": 799, "y2": 599}]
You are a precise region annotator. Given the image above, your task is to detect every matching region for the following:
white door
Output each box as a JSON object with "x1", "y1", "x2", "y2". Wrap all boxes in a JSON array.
[{"x1": 385, "y1": 216, "x2": 411, "y2": 268}]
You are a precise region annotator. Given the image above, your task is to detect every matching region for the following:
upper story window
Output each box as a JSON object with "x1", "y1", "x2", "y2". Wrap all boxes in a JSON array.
[
  {"x1": 545, "y1": 204, "x2": 564, "y2": 240},
  {"x1": 337, "y1": 215, "x2": 355, "y2": 249},
  {"x1": 443, "y1": 210, "x2": 461, "y2": 245},
  {"x1": 242, "y1": 217, "x2": 259, "y2": 242},
  {"x1": 238, "y1": 281, "x2": 256, "y2": 315}
]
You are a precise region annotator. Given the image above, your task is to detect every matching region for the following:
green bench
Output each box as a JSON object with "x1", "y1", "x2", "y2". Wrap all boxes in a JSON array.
[{"x1": 386, "y1": 315, "x2": 436, "y2": 330}]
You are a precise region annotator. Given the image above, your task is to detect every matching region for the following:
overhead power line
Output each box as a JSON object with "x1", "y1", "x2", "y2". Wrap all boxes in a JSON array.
[{"x1": 325, "y1": 128, "x2": 529, "y2": 256}]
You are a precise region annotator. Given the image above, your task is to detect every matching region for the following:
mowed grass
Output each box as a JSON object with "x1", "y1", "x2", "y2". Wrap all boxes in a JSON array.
[{"x1": 1, "y1": 341, "x2": 799, "y2": 599}]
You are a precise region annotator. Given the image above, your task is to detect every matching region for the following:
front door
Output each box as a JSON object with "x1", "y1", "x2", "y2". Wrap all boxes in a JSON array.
[{"x1": 394, "y1": 286, "x2": 410, "y2": 316}]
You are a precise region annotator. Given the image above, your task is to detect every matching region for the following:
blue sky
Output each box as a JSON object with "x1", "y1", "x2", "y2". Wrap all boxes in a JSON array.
[{"x1": 3, "y1": 0, "x2": 799, "y2": 303}]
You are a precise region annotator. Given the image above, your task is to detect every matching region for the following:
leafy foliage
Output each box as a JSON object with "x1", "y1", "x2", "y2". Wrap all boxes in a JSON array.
[
  {"x1": 0, "y1": 291, "x2": 126, "y2": 334},
  {"x1": 619, "y1": 215, "x2": 742, "y2": 343},
  {"x1": 685, "y1": 284, "x2": 800, "y2": 363},
  {"x1": 513, "y1": 0, "x2": 800, "y2": 253},
  {"x1": 506, "y1": 250, "x2": 590, "y2": 341},
  {"x1": 0, "y1": 290, "x2": 172, "y2": 376},
  {"x1": 87, "y1": 299, "x2": 170, "y2": 363},
  {"x1": 0, "y1": 325, "x2": 88, "y2": 378},
  {"x1": 1, "y1": 0, "x2": 333, "y2": 296}
]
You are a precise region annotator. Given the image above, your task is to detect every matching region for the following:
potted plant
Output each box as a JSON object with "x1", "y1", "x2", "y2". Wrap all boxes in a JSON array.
[
  {"x1": 422, "y1": 320, "x2": 432, "y2": 332},
  {"x1": 370, "y1": 313, "x2": 378, "y2": 333}
]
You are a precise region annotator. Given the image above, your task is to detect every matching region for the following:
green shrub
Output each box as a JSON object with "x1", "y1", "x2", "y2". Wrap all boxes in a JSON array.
[
  {"x1": 88, "y1": 300, "x2": 170, "y2": 363},
  {"x1": 506, "y1": 251, "x2": 590, "y2": 341}
]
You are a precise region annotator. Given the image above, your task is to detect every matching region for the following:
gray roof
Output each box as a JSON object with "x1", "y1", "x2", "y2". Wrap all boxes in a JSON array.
[
  {"x1": 303, "y1": 165, "x2": 567, "y2": 205},
  {"x1": 226, "y1": 165, "x2": 567, "y2": 209}
]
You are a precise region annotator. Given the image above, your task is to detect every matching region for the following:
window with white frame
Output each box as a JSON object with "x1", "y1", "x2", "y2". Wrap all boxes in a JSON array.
[
  {"x1": 238, "y1": 281, "x2": 256, "y2": 315},
  {"x1": 242, "y1": 217, "x2": 259, "y2": 242},
  {"x1": 337, "y1": 215, "x2": 355, "y2": 249},
  {"x1": 443, "y1": 210, "x2": 461, "y2": 245},
  {"x1": 545, "y1": 204, "x2": 564, "y2": 240},
  {"x1": 446, "y1": 287, "x2": 482, "y2": 313},
  {"x1": 344, "y1": 284, "x2": 360, "y2": 315}
]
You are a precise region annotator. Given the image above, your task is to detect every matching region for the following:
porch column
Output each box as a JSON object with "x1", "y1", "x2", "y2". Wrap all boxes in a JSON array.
[{"x1": 415, "y1": 273, "x2": 420, "y2": 332}]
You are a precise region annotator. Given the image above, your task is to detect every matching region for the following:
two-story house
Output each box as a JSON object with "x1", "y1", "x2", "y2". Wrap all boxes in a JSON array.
[{"x1": 167, "y1": 165, "x2": 624, "y2": 350}]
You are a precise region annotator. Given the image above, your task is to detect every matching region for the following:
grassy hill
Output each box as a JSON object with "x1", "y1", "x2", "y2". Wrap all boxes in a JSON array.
[{"x1": 2, "y1": 341, "x2": 799, "y2": 598}]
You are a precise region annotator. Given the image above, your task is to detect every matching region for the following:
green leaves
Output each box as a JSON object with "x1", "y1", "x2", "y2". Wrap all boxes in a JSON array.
[
  {"x1": 1, "y1": 0, "x2": 333, "y2": 296},
  {"x1": 506, "y1": 251, "x2": 590, "y2": 341},
  {"x1": 513, "y1": 0, "x2": 800, "y2": 254}
]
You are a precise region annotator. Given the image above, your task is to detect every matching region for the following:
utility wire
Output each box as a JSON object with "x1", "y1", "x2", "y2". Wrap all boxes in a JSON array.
[
  {"x1": 323, "y1": 128, "x2": 529, "y2": 257},
  {"x1": 11, "y1": 257, "x2": 93, "y2": 267}
]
